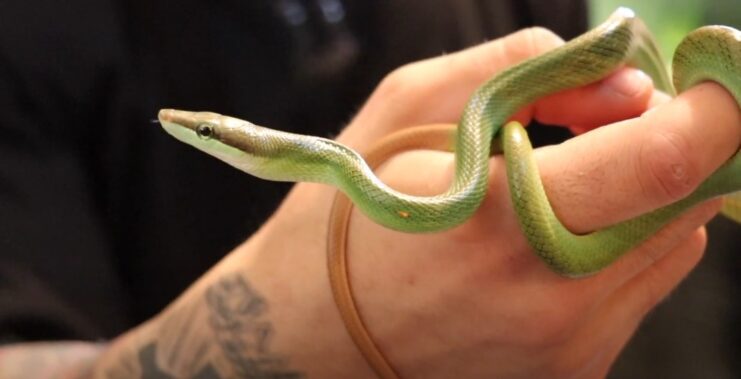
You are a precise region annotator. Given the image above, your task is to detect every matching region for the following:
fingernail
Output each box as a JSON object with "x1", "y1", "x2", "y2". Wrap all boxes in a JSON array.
[{"x1": 603, "y1": 69, "x2": 652, "y2": 97}]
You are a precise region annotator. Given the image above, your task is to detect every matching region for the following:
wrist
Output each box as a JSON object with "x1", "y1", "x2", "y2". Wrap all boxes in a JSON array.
[
  {"x1": 92, "y1": 184, "x2": 376, "y2": 378},
  {"x1": 234, "y1": 184, "x2": 377, "y2": 378}
]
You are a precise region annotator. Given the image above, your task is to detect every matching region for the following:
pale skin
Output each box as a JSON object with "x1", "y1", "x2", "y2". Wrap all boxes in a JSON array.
[{"x1": 1, "y1": 27, "x2": 739, "y2": 379}]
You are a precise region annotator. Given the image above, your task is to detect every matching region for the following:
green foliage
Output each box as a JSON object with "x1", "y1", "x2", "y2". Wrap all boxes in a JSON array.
[{"x1": 589, "y1": 0, "x2": 740, "y2": 61}]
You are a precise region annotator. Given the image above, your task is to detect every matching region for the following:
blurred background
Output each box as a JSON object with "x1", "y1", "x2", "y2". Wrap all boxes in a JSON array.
[{"x1": 590, "y1": 0, "x2": 741, "y2": 60}]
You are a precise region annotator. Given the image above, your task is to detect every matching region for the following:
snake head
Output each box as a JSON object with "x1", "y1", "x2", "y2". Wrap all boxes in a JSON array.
[
  {"x1": 158, "y1": 109, "x2": 276, "y2": 176},
  {"x1": 158, "y1": 109, "x2": 223, "y2": 140}
]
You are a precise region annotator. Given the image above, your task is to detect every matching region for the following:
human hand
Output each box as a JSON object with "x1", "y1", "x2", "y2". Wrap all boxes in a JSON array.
[{"x1": 118, "y1": 27, "x2": 738, "y2": 379}]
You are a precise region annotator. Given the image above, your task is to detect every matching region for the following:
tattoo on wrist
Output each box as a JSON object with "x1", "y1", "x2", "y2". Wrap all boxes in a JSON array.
[{"x1": 105, "y1": 273, "x2": 305, "y2": 378}]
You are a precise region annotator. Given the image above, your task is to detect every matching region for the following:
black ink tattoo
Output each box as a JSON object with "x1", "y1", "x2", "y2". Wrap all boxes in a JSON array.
[
  {"x1": 106, "y1": 273, "x2": 305, "y2": 378},
  {"x1": 137, "y1": 343, "x2": 220, "y2": 379},
  {"x1": 205, "y1": 274, "x2": 304, "y2": 379}
]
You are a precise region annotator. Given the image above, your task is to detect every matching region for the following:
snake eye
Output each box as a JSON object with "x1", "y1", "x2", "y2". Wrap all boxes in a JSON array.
[{"x1": 196, "y1": 124, "x2": 215, "y2": 140}]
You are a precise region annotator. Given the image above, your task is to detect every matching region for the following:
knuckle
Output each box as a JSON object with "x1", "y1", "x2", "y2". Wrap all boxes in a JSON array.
[
  {"x1": 637, "y1": 267, "x2": 664, "y2": 313},
  {"x1": 635, "y1": 130, "x2": 699, "y2": 205},
  {"x1": 448, "y1": 26, "x2": 565, "y2": 84},
  {"x1": 526, "y1": 26, "x2": 564, "y2": 50},
  {"x1": 375, "y1": 63, "x2": 422, "y2": 99},
  {"x1": 502, "y1": 26, "x2": 563, "y2": 62},
  {"x1": 637, "y1": 230, "x2": 707, "y2": 314},
  {"x1": 684, "y1": 229, "x2": 708, "y2": 268}
]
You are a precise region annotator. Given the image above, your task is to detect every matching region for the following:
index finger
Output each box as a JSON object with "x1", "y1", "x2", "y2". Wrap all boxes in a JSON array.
[
  {"x1": 532, "y1": 82, "x2": 740, "y2": 234},
  {"x1": 339, "y1": 27, "x2": 654, "y2": 149}
]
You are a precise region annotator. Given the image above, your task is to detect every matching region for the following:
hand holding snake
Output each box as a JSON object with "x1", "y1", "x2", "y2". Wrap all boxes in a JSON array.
[{"x1": 158, "y1": 9, "x2": 739, "y2": 378}]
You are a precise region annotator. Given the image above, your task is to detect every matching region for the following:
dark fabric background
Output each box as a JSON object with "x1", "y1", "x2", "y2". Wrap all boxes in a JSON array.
[{"x1": 0, "y1": 0, "x2": 737, "y2": 377}]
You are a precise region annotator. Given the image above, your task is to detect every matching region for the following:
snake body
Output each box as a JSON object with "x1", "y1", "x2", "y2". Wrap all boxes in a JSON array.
[
  {"x1": 158, "y1": 8, "x2": 740, "y2": 276},
  {"x1": 503, "y1": 19, "x2": 741, "y2": 274},
  {"x1": 159, "y1": 8, "x2": 740, "y2": 379}
]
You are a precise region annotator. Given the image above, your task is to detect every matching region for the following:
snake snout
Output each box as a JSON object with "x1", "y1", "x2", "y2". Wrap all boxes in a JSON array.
[{"x1": 157, "y1": 109, "x2": 222, "y2": 132}]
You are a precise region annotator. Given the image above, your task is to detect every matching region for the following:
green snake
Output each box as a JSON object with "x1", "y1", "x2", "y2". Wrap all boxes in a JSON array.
[
  {"x1": 158, "y1": 8, "x2": 740, "y2": 276},
  {"x1": 159, "y1": 8, "x2": 740, "y2": 378}
]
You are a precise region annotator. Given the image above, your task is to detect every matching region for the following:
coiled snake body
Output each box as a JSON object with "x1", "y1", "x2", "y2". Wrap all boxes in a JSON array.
[{"x1": 158, "y1": 8, "x2": 740, "y2": 379}]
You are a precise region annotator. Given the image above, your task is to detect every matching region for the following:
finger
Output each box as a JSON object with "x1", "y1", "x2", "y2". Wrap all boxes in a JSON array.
[
  {"x1": 580, "y1": 199, "x2": 721, "y2": 297},
  {"x1": 617, "y1": 230, "x2": 708, "y2": 316},
  {"x1": 343, "y1": 28, "x2": 657, "y2": 148},
  {"x1": 513, "y1": 67, "x2": 653, "y2": 129},
  {"x1": 489, "y1": 198, "x2": 721, "y2": 308},
  {"x1": 534, "y1": 82, "x2": 740, "y2": 233},
  {"x1": 339, "y1": 27, "x2": 565, "y2": 146},
  {"x1": 568, "y1": 81, "x2": 673, "y2": 135}
]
